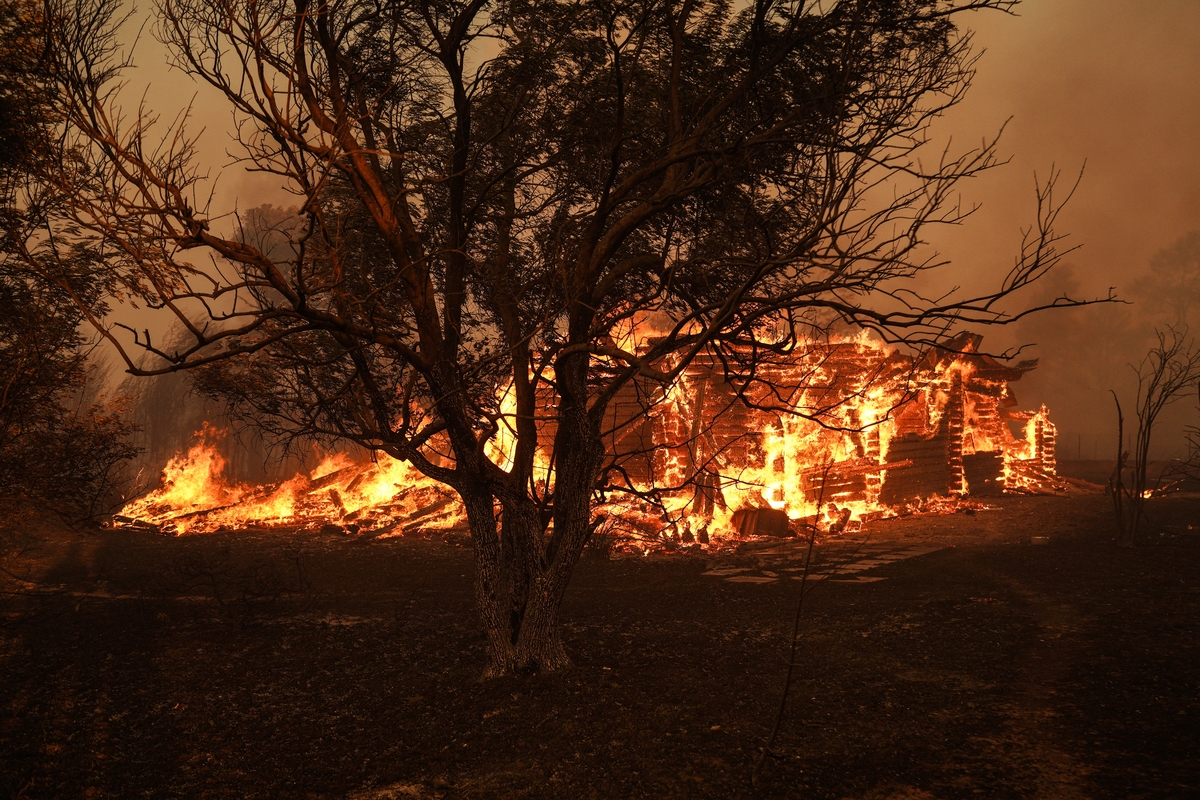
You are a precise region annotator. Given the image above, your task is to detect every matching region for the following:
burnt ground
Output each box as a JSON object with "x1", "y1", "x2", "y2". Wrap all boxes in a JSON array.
[{"x1": 2, "y1": 468, "x2": 1199, "y2": 798}]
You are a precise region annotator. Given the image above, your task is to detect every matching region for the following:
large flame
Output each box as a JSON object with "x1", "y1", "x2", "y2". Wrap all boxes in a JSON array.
[
  {"x1": 119, "y1": 428, "x2": 461, "y2": 535},
  {"x1": 115, "y1": 333, "x2": 1064, "y2": 543}
]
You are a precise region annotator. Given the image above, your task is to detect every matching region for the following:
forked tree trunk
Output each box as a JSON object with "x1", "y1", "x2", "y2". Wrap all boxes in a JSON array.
[
  {"x1": 461, "y1": 482, "x2": 591, "y2": 677},
  {"x1": 458, "y1": 385, "x2": 604, "y2": 676}
]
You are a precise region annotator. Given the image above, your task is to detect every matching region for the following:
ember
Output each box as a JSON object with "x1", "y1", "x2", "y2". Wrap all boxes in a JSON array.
[{"x1": 112, "y1": 332, "x2": 1067, "y2": 541}]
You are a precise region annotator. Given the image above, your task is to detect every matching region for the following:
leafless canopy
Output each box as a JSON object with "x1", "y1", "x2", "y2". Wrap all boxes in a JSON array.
[{"x1": 1111, "y1": 327, "x2": 1200, "y2": 546}]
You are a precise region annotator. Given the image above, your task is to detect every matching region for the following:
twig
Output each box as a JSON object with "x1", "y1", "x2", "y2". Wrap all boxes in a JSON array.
[{"x1": 751, "y1": 462, "x2": 829, "y2": 791}]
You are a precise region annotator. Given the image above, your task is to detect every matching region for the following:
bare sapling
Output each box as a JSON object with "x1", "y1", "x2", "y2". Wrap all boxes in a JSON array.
[{"x1": 1110, "y1": 327, "x2": 1200, "y2": 546}]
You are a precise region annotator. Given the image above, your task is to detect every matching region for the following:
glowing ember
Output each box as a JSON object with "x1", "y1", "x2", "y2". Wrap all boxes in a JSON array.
[{"x1": 112, "y1": 331, "x2": 1067, "y2": 543}]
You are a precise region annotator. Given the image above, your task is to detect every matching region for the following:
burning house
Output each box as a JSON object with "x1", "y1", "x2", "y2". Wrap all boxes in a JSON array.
[
  {"x1": 114, "y1": 331, "x2": 1063, "y2": 542},
  {"x1": 593, "y1": 329, "x2": 1061, "y2": 541}
]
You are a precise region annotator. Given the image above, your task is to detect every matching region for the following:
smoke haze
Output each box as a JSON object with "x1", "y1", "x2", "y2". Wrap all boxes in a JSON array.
[
  {"x1": 114, "y1": 0, "x2": 1200, "y2": 462},
  {"x1": 930, "y1": 1, "x2": 1200, "y2": 458}
]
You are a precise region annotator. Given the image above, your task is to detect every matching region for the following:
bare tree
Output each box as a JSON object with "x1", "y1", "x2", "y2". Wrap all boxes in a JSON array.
[
  {"x1": 1110, "y1": 327, "x2": 1200, "y2": 546},
  {"x1": 30, "y1": 0, "x2": 1103, "y2": 675}
]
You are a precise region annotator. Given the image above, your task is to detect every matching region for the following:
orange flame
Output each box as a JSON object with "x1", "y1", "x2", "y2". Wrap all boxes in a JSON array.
[
  {"x1": 119, "y1": 428, "x2": 464, "y2": 535},
  {"x1": 116, "y1": 335, "x2": 1061, "y2": 543}
]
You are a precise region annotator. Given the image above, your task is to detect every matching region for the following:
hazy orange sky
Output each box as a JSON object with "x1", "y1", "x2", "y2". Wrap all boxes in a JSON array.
[
  {"x1": 131, "y1": 0, "x2": 1200, "y2": 300},
  {"x1": 119, "y1": 0, "x2": 1200, "y2": 454},
  {"x1": 934, "y1": 0, "x2": 1200, "y2": 297}
]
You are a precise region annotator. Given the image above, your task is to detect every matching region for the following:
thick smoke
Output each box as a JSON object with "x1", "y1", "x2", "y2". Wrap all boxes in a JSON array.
[{"x1": 931, "y1": 0, "x2": 1200, "y2": 460}]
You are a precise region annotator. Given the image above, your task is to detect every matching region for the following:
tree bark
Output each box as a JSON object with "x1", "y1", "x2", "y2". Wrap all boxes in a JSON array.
[
  {"x1": 463, "y1": 488, "x2": 577, "y2": 677},
  {"x1": 460, "y1": 335, "x2": 607, "y2": 678}
]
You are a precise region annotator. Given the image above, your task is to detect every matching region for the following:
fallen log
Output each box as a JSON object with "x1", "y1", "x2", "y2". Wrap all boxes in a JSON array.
[
  {"x1": 305, "y1": 466, "x2": 361, "y2": 493},
  {"x1": 108, "y1": 515, "x2": 162, "y2": 533},
  {"x1": 1061, "y1": 476, "x2": 1105, "y2": 493}
]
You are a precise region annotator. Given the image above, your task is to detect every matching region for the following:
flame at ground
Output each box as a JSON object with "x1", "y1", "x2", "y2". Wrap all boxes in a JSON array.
[
  {"x1": 114, "y1": 334, "x2": 1068, "y2": 544},
  {"x1": 117, "y1": 429, "x2": 464, "y2": 536},
  {"x1": 121, "y1": 424, "x2": 247, "y2": 522}
]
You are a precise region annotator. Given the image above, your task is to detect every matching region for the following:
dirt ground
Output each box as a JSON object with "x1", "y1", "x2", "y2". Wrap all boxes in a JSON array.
[{"x1": 2, "y1": 465, "x2": 1199, "y2": 799}]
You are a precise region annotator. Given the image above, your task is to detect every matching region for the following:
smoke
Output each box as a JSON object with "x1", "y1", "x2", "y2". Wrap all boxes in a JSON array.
[
  {"x1": 112, "y1": 1, "x2": 1200, "y2": 463},
  {"x1": 929, "y1": 0, "x2": 1200, "y2": 459}
]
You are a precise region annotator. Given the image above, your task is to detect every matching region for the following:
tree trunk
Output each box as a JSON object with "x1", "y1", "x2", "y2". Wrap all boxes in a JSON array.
[
  {"x1": 462, "y1": 489, "x2": 575, "y2": 677},
  {"x1": 1110, "y1": 391, "x2": 1130, "y2": 547},
  {"x1": 459, "y1": 387, "x2": 605, "y2": 676}
]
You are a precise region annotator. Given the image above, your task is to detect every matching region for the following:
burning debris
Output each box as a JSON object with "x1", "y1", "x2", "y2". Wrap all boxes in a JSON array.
[
  {"x1": 114, "y1": 429, "x2": 461, "y2": 537},
  {"x1": 111, "y1": 332, "x2": 1071, "y2": 543}
]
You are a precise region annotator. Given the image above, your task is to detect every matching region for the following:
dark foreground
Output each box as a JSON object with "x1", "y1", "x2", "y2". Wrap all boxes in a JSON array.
[{"x1": 2, "y1": 488, "x2": 1199, "y2": 799}]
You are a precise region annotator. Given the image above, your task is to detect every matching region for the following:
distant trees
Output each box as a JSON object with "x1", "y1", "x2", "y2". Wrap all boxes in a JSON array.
[
  {"x1": 1136, "y1": 231, "x2": 1200, "y2": 332},
  {"x1": 0, "y1": 0, "x2": 139, "y2": 523},
  {"x1": 30, "y1": 0, "x2": 1098, "y2": 674}
]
